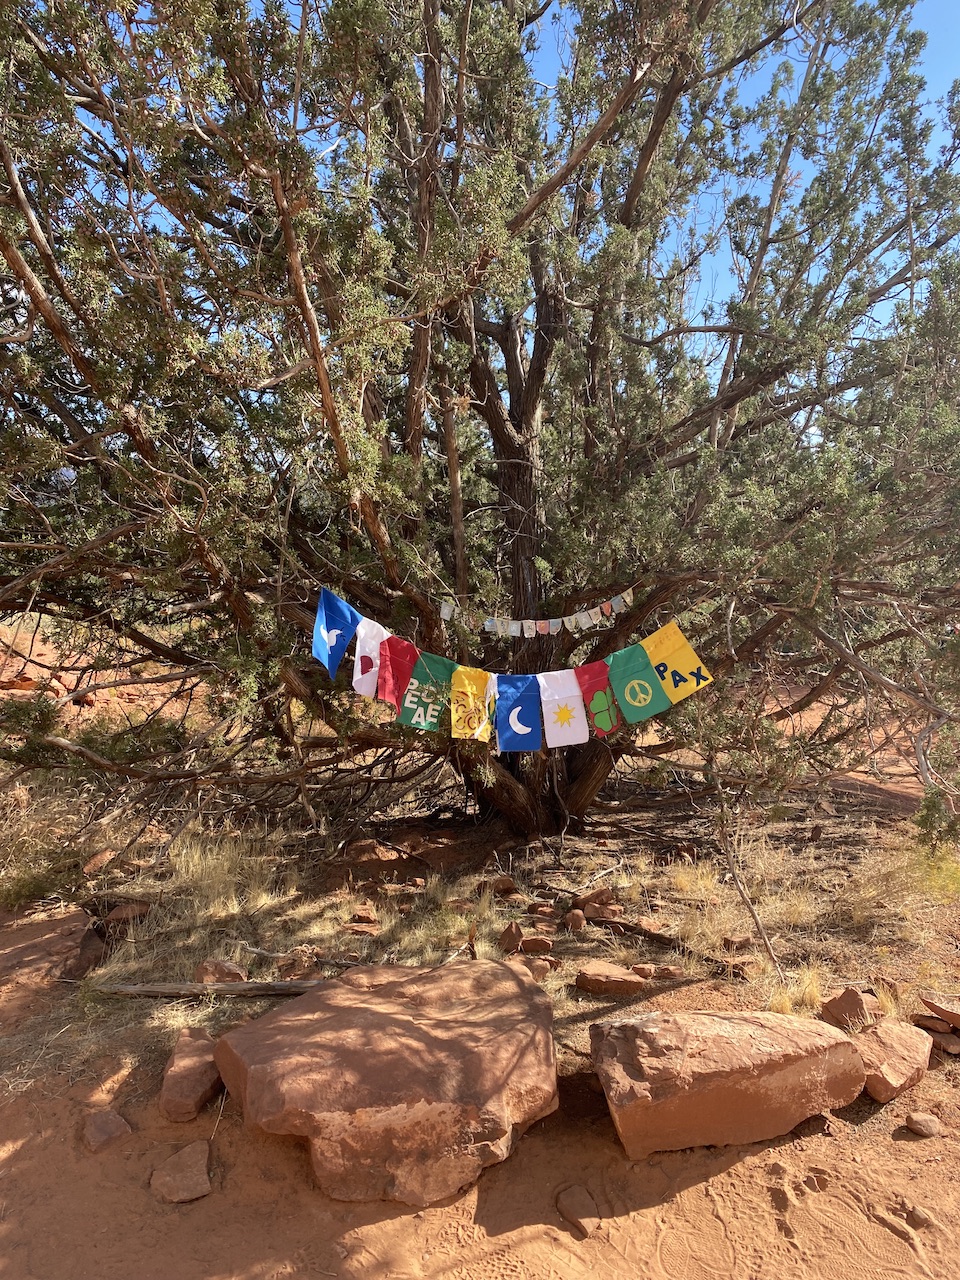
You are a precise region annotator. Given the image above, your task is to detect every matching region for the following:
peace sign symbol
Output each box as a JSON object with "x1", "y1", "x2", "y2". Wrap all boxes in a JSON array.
[{"x1": 624, "y1": 679, "x2": 653, "y2": 708}]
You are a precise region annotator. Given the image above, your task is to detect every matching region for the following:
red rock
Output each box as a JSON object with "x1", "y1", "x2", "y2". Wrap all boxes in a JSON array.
[
  {"x1": 150, "y1": 1140, "x2": 212, "y2": 1203},
  {"x1": 562, "y1": 910, "x2": 587, "y2": 932},
  {"x1": 159, "y1": 1028, "x2": 223, "y2": 1122},
  {"x1": 914, "y1": 1016, "x2": 953, "y2": 1034},
  {"x1": 214, "y1": 960, "x2": 558, "y2": 1206},
  {"x1": 820, "y1": 987, "x2": 883, "y2": 1030},
  {"x1": 0, "y1": 675, "x2": 39, "y2": 690},
  {"x1": 634, "y1": 917, "x2": 677, "y2": 943},
  {"x1": 341, "y1": 922, "x2": 380, "y2": 936},
  {"x1": 631, "y1": 964, "x2": 656, "y2": 979},
  {"x1": 193, "y1": 959, "x2": 248, "y2": 984},
  {"x1": 571, "y1": 887, "x2": 615, "y2": 911},
  {"x1": 519, "y1": 935, "x2": 553, "y2": 955},
  {"x1": 82, "y1": 849, "x2": 119, "y2": 876},
  {"x1": 491, "y1": 875, "x2": 518, "y2": 896},
  {"x1": 722, "y1": 934, "x2": 752, "y2": 952},
  {"x1": 104, "y1": 900, "x2": 151, "y2": 924},
  {"x1": 583, "y1": 902, "x2": 623, "y2": 920},
  {"x1": 351, "y1": 903, "x2": 379, "y2": 924},
  {"x1": 919, "y1": 991, "x2": 960, "y2": 1031},
  {"x1": 591, "y1": 1011, "x2": 866, "y2": 1160},
  {"x1": 497, "y1": 921, "x2": 523, "y2": 953},
  {"x1": 556, "y1": 1184, "x2": 601, "y2": 1236},
  {"x1": 905, "y1": 1112, "x2": 942, "y2": 1138},
  {"x1": 654, "y1": 965, "x2": 685, "y2": 980},
  {"x1": 853, "y1": 1020, "x2": 931, "y2": 1103},
  {"x1": 526, "y1": 903, "x2": 560, "y2": 920},
  {"x1": 927, "y1": 1029, "x2": 960, "y2": 1055},
  {"x1": 506, "y1": 955, "x2": 551, "y2": 983},
  {"x1": 82, "y1": 1109, "x2": 132, "y2": 1153},
  {"x1": 575, "y1": 961, "x2": 651, "y2": 996}
]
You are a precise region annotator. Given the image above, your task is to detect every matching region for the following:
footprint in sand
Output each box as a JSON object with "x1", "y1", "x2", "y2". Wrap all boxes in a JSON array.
[
  {"x1": 653, "y1": 1189, "x2": 738, "y2": 1280},
  {"x1": 768, "y1": 1171, "x2": 929, "y2": 1280}
]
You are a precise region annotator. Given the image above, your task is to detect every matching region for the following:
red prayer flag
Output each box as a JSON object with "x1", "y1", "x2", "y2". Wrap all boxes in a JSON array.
[
  {"x1": 574, "y1": 659, "x2": 621, "y2": 737},
  {"x1": 377, "y1": 636, "x2": 421, "y2": 711}
]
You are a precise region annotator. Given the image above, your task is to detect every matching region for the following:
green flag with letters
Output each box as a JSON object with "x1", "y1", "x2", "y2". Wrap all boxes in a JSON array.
[
  {"x1": 606, "y1": 644, "x2": 672, "y2": 723},
  {"x1": 396, "y1": 653, "x2": 458, "y2": 731}
]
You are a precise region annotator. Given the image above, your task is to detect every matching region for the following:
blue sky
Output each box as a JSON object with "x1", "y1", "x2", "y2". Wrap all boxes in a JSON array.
[{"x1": 912, "y1": 0, "x2": 958, "y2": 102}]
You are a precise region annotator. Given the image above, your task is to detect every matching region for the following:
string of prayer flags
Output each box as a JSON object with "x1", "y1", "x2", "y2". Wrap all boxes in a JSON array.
[
  {"x1": 536, "y1": 669, "x2": 590, "y2": 748},
  {"x1": 451, "y1": 666, "x2": 496, "y2": 741},
  {"x1": 605, "y1": 643, "x2": 672, "y2": 723},
  {"x1": 397, "y1": 652, "x2": 458, "y2": 730},
  {"x1": 377, "y1": 635, "x2": 421, "y2": 711},
  {"x1": 352, "y1": 618, "x2": 390, "y2": 697},
  {"x1": 574, "y1": 660, "x2": 622, "y2": 737},
  {"x1": 495, "y1": 674, "x2": 543, "y2": 752},
  {"x1": 313, "y1": 589, "x2": 361, "y2": 678},
  {"x1": 437, "y1": 585, "x2": 637, "y2": 635},
  {"x1": 640, "y1": 621, "x2": 713, "y2": 704},
  {"x1": 312, "y1": 589, "x2": 712, "y2": 752}
]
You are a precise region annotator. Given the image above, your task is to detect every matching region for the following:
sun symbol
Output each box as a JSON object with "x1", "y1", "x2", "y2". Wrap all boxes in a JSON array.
[{"x1": 553, "y1": 703, "x2": 574, "y2": 727}]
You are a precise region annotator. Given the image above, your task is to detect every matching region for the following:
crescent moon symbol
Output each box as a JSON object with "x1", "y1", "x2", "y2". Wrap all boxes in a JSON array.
[{"x1": 509, "y1": 706, "x2": 532, "y2": 735}]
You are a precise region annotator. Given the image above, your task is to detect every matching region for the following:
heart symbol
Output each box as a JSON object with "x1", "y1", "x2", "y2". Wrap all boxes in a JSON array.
[{"x1": 359, "y1": 655, "x2": 374, "y2": 675}]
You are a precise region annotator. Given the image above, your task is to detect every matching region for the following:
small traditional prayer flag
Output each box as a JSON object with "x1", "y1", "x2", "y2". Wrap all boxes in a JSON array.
[
  {"x1": 622, "y1": 587, "x2": 634, "y2": 606},
  {"x1": 522, "y1": 620, "x2": 536, "y2": 638},
  {"x1": 587, "y1": 606, "x2": 603, "y2": 625},
  {"x1": 495, "y1": 619, "x2": 510, "y2": 637},
  {"x1": 640, "y1": 621, "x2": 712, "y2": 704},
  {"x1": 536, "y1": 620, "x2": 550, "y2": 635},
  {"x1": 601, "y1": 600, "x2": 613, "y2": 617},
  {"x1": 312, "y1": 589, "x2": 361, "y2": 678},
  {"x1": 562, "y1": 616, "x2": 577, "y2": 632},
  {"x1": 352, "y1": 618, "x2": 390, "y2": 698},
  {"x1": 483, "y1": 617, "x2": 497, "y2": 633},
  {"x1": 451, "y1": 666, "x2": 496, "y2": 741},
  {"x1": 397, "y1": 652, "x2": 458, "y2": 730},
  {"x1": 606, "y1": 644, "x2": 672, "y2": 722},
  {"x1": 508, "y1": 621, "x2": 523, "y2": 637},
  {"x1": 377, "y1": 636, "x2": 421, "y2": 711},
  {"x1": 536, "y1": 670, "x2": 589, "y2": 747},
  {"x1": 576, "y1": 611, "x2": 592, "y2": 630},
  {"x1": 496, "y1": 674, "x2": 543, "y2": 752},
  {"x1": 440, "y1": 601, "x2": 455, "y2": 621},
  {"x1": 611, "y1": 594, "x2": 625, "y2": 614},
  {"x1": 548, "y1": 619, "x2": 562, "y2": 635},
  {"x1": 574, "y1": 660, "x2": 621, "y2": 737}
]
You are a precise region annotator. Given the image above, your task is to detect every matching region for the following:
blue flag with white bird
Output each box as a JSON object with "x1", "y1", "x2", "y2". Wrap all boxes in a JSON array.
[
  {"x1": 312, "y1": 588, "x2": 362, "y2": 678},
  {"x1": 495, "y1": 673, "x2": 543, "y2": 752}
]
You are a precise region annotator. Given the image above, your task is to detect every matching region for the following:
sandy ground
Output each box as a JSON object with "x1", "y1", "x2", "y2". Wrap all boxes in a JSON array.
[{"x1": 1, "y1": 902, "x2": 959, "y2": 1280}]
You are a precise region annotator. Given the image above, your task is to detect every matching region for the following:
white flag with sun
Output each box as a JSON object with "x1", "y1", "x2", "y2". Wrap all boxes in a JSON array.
[{"x1": 536, "y1": 669, "x2": 590, "y2": 747}]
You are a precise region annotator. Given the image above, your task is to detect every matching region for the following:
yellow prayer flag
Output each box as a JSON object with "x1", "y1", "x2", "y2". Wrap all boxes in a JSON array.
[
  {"x1": 640, "y1": 621, "x2": 712, "y2": 704},
  {"x1": 450, "y1": 666, "x2": 495, "y2": 741}
]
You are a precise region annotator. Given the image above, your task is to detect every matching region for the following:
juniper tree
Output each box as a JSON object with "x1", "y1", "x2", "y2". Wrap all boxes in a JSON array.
[{"x1": 2, "y1": 0, "x2": 959, "y2": 834}]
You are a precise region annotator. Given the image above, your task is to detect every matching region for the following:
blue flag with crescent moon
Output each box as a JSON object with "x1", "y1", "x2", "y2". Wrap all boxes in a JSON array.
[
  {"x1": 495, "y1": 674, "x2": 543, "y2": 752},
  {"x1": 312, "y1": 588, "x2": 362, "y2": 678}
]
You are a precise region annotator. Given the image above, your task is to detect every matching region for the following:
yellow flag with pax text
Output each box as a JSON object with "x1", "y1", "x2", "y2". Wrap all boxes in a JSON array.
[{"x1": 640, "y1": 621, "x2": 712, "y2": 704}]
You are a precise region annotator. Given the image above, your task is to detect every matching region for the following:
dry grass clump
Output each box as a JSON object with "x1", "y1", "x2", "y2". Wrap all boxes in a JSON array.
[{"x1": 0, "y1": 779, "x2": 95, "y2": 910}]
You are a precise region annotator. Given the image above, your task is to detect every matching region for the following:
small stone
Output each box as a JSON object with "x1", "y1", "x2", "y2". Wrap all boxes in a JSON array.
[
  {"x1": 654, "y1": 965, "x2": 685, "y2": 980},
  {"x1": 193, "y1": 959, "x2": 248, "y2": 984},
  {"x1": 820, "y1": 987, "x2": 883, "y2": 1031},
  {"x1": 150, "y1": 1140, "x2": 212, "y2": 1203},
  {"x1": 556, "y1": 1184, "x2": 601, "y2": 1237},
  {"x1": 854, "y1": 1020, "x2": 931, "y2": 1103},
  {"x1": 914, "y1": 1016, "x2": 953, "y2": 1034},
  {"x1": 571, "y1": 887, "x2": 615, "y2": 911},
  {"x1": 104, "y1": 900, "x2": 151, "y2": 924},
  {"x1": 82, "y1": 1109, "x2": 132, "y2": 1153},
  {"x1": 583, "y1": 902, "x2": 622, "y2": 921},
  {"x1": 506, "y1": 955, "x2": 551, "y2": 983},
  {"x1": 519, "y1": 936, "x2": 553, "y2": 955},
  {"x1": 905, "y1": 1112, "x2": 942, "y2": 1138},
  {"x1": 906, "y1": 1205, "x2": 933, "y2": 1228},
  {"x1": 159, "y1": 1028, "x2": 223, "y2": 1122},
  {"x1": 918, "y1": 991, "x2": 960, "y2": 1031},
  {"x1": 722, "y1": 934, "x2": 752, "y2": 952},
  {"x1": 350, "y1": 904, "x2": 379, "y2": 924},
  {"x1": 342, "y1": 922, "x2": 381, "y2": 937},
  {"x1": 575, "y1": 961, "x2": 651, "y2": 996},
  {"x1": 526, "y1": 903, "x2": 560, "y2": 920},
  {"x1": 631, "y1": 964, "x2": 656, "y2": 979},
  {"x1": 497, "y1": 921, "x2": 524, "y2": 953},
  {"x1": 491, "y1": 875, "x2": 518, "y2": 896},
  {"x1": 562, "y1": 910, "x2": 587, "y2": 933},
  {"x1": 927, "y1": 1030, "x2": 960, "y2": 1055}
]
